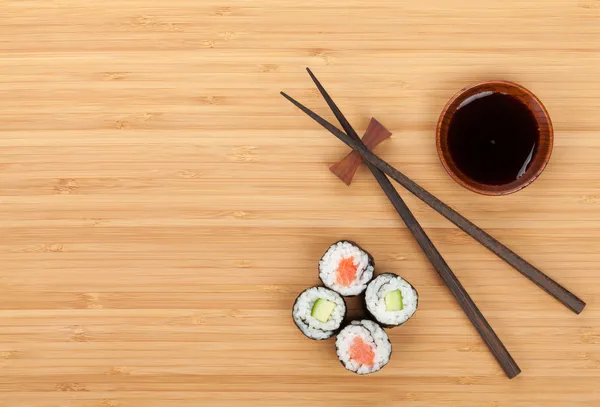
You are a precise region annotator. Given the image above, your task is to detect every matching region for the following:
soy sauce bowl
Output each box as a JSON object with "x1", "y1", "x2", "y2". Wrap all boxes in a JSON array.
[{"x1": 436, "y1": 81, "x2": 553, "y2": 196}]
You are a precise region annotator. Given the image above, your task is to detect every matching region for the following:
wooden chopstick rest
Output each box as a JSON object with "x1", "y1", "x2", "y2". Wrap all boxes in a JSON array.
[{"x1": 329, "y1": 118, "x2": 391, "y2": 185}]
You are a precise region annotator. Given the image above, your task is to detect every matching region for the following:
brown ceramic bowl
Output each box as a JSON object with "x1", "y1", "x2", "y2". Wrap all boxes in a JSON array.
[{"x1": 436, "y1": 81, "x2": 553, "y2": 195}]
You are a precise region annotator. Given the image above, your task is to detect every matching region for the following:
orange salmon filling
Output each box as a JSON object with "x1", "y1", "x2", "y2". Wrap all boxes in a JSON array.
[
  {"x1": 336, "y1": 257, "x2": 358, "y2": 287},
  {"x1": 349, "y1": 337, "x2": 375, "y2": 367}
]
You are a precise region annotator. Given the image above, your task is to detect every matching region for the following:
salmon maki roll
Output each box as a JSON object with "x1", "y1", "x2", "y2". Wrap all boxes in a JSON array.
[
  {"x1": 336, "y1": 320, "x2": 391, "y2": 375},
  {"x1": 319, "y1": 240, "x2": 375, "y2": 296}
]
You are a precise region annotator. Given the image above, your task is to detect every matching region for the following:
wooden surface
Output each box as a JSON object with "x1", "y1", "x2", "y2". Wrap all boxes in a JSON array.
[{"x1": 1, "y1": 1, "x2": 600, "y2": 406}]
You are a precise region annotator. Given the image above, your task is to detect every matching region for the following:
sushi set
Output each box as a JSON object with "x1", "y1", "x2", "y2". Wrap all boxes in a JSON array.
[
  {"x1": 293, "y1": 240, "x2": 418, "y2": 374},
  {"x1": 282, "y1": 69, "x2": 586, "y2": 379}
]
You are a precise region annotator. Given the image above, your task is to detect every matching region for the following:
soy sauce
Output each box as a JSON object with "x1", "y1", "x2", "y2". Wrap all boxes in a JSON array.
[{"x1": 447, "y1": 92, "x2": 539, "y2": 186}]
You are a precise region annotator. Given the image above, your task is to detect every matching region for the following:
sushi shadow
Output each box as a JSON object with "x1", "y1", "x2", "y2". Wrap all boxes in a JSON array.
[{"x1": 343, "y1": 295, "x2": 369, "y2": 323}]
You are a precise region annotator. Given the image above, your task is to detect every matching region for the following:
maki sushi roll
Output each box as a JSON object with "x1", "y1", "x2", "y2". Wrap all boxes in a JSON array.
[
  {"x1": 365, "y1": 273, "x2": 419, "y2": 328},
  {"x1": 336, "y1": 320, "x2": 391, "y2": 375},
  {"x1": 319, "y1": 240, "x2": 375, "y2": 296},
  {"x1": 292, "y1": 286, "x2": 347, "y2": 340}
]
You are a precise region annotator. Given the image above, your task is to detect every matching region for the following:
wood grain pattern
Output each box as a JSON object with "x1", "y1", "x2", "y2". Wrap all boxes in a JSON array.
[{"x1": 1, "y1": 1, "x2": 600, "y2": 406}]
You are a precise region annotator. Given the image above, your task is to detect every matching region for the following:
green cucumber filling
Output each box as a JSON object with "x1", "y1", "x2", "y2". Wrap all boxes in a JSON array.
[
  {"x1": 311, "y1": 298, "x2": 336, "y2": 322},
  {"x1": 385, "y1": 290, "x2": 403, "y2": 311}
]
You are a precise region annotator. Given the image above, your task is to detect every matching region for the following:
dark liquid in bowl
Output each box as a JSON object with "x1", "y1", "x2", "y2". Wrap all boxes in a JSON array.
[{"x1": 447, "y1": 92, "x2": 540, "y2": 186}]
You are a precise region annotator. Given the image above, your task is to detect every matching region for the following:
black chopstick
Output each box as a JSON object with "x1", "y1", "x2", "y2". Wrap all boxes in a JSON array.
[
  {"x1": 304, "y1": 68, "x2": 521, "y2": 378},
  {"x1": 281, "y1": 85, "x2": 585, "y2": 315}
]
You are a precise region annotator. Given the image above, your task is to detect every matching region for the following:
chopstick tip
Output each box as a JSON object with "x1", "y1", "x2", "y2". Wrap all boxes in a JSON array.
[{"x1": 280, "y1": 91, "x2": 297, "y2": 105}]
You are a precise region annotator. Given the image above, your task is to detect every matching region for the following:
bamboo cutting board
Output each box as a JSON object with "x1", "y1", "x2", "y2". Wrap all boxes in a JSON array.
[{"x1": 1, "y1": 1, "x2": 600, "y2": 406}]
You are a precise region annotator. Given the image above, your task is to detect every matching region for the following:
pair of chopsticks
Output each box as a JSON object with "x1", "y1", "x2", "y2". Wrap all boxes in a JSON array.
[{"x1": 281, "y1": 68, "x2": 586, "y2": 379}]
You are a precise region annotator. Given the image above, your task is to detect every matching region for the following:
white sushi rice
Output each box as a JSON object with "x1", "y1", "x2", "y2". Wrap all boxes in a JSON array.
[
  {"x1": 292, "y1": 286, "x2": 346, "y2": 340},
  {"x1": 336, "y1": 320, "x2": 391, "y2": 375},
  {"x1": 365, "y1": 273, "x2": 418, "y2": 326},
  {"x1": 319, "y1": 241, "x2": 374, "y2": 296}
]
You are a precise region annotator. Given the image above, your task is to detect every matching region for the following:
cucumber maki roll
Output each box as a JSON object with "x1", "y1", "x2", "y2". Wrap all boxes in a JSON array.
[
  {"x1": 365, "y1": 273, "x2": 419, "y2": 328},
  {"x1": 292, "y1": 286, "x2": 347, "y2": 340},
  {"x1": 336, "y1": 320, "x2": 391, "y2": 375},
  {"x1": 319, "y1": 240, "x2": 375, "y2": 296}
]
